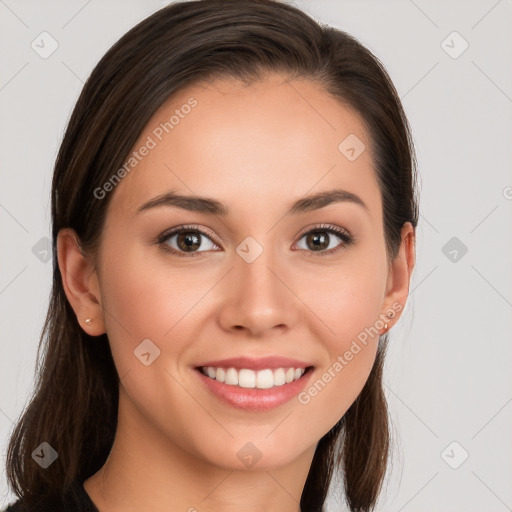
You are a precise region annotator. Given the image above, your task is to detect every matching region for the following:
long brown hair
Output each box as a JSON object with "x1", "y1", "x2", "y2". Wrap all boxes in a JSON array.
[{"x1": 5, "y1": 1, "x2": 419, "y2": 510}]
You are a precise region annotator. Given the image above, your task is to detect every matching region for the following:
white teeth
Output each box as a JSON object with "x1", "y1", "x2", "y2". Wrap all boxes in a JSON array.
[
  {"x1": 273, "y1": 368, "x2": 286, "y2": 386},
  {"x1": 215, "y1": 367, "x2": 225, "y2": 383},
  {"x1": 201, "y1": 366, "x2": 307, "y2": 388},
  {"x1": 239, "y1": 369, "x2": 256, "y2": 388},
  {"x1": 225, "y1": 367, "x2": 238, "y2": 385},
  {"x1": 256, "y1": 369, "x2": 274, "y2": 389}
]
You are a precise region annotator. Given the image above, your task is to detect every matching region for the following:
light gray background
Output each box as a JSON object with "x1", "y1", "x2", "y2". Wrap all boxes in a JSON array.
[{"x1": 1, "y1": 0, "x2": 511, "y2": 510}]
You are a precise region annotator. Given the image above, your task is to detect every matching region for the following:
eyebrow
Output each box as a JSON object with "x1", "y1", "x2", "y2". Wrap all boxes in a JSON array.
[{"x1": 137, "y1": 188, "x2": 368, "y2": 216}]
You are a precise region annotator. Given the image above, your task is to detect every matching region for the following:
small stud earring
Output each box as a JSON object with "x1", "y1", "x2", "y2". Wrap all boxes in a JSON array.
[
  {"x1": 381, "y1": 311, "x2": 394, "y2": 334},
  {"x1": 84, "y1": 318, "x2": 93, "y2": 325}
]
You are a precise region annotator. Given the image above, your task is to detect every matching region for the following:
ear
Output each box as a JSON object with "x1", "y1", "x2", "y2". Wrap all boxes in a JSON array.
[
  {"x1": 56, "y1": 228, "x2": 106, "y2": 336},
  {"x1": 379, "y1": 222, "x2": 416, "y2": 331}
]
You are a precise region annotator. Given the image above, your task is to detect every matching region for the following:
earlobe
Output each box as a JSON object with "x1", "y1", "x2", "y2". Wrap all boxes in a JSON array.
[
  {"x1": 56, "y1": 228, "x2": 106, "y2": 336},
  {"x1": 380, "y1": 222, "x2": 416, "y2": 333}
]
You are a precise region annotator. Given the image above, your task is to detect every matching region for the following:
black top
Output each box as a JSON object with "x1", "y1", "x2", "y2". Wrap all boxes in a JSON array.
[{"x1": 4, "y1": 482, "x2": 99, "y2": 512}]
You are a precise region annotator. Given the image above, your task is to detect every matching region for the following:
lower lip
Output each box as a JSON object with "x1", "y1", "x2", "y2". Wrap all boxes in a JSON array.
[{"x1": 195, "y1": 367, "x2": 314, "y2": 411}]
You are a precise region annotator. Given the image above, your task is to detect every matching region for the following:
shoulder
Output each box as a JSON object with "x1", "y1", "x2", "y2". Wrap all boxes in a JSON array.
[
  {"x1": 3, "y1": 500, "x2": 32, "y2": 511},
  {"x1": 2, "y1": 498, "x2": 57, "y2": 511},
  {"x1": 2, "y1": 501, "x2": 37, "y2": 512},
  {"x1": 1, "y1": 482, "x2": 98, "y2": 512},
  {"x1": 3, "y1": 503, "x2": 18, "y2": 511}
]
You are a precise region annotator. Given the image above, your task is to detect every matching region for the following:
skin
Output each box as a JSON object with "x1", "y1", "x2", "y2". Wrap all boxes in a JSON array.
[{"x1": 58, "y1": 72, "x2": 415, "y2": 512}]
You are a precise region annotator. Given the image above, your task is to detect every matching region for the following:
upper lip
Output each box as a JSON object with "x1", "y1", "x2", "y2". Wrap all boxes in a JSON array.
[{"x1": 195, "y1": 356, "x2": 313, "y2": 371}]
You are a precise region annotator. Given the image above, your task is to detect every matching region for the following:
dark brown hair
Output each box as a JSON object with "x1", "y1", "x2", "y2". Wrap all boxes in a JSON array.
[{"x1": 6, "y1": 1, "x2": 419, "y2": 511}]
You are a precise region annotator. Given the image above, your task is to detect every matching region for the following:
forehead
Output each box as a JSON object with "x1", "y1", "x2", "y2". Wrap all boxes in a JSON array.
[{"x1": 108, "y1": 73, "x2": 381, "y2": 220}]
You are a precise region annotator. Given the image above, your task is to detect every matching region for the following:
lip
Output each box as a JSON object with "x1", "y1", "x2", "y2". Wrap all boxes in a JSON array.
[
  {"x1": 194, "y1": 356, "x2": 312, "y2": 371},
  {"x1": 194, "y1": 365, "x2": 314, "y2": 411}
]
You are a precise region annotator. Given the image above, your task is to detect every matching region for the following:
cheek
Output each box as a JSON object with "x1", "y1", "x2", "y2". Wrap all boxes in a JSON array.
[
  {"x1": 291, "y1": 257, "x2": 386, "y2": 429},
  {"x1": 96, "y1": 240, "x2": 202, "y2": 371},
  {"x1": 296, "y1": 251, "x2": 387, "y2": 346},
  {"x1": 295, "y1": 288, "x2": 382, "y2": 436}
]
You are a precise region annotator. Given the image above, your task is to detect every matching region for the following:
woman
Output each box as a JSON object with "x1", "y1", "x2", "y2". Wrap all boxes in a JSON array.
[{"x1": 4, "y1": 0, "x2": 418, "y2": 510}]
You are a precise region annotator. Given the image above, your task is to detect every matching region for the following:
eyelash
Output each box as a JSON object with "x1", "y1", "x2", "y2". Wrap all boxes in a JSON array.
[{"x1": 155, "y1": 223, "x2": 355, "y2": 257}]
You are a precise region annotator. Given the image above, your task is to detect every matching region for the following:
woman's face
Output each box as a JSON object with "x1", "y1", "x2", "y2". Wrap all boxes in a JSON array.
[{"x1": 84, "y1": 73, "x2": 412, "y2": 470}]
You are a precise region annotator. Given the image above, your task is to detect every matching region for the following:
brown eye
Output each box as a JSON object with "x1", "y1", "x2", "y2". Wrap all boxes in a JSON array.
[
  {"x1": 304, "y1": 231, "x2": 330, "y2": 251},
  {"x1": 295, "y1": 225, "x2": 354, "y2": 255},
  {"x1": 176, "y1": 231, "x2": 202, "y2": 252},
  {"x1": 158, "y1": 226, "x2": 220, "y2": 256}
]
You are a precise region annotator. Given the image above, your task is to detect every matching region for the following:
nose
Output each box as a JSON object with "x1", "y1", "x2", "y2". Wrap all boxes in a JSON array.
[{"x1": 217, "y1": 247, "x2": 300, "y2": 337}]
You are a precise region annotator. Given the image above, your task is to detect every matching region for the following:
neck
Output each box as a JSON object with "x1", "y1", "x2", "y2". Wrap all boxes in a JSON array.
[{"x1": 83, "y1": 386, "x2": 316, "y2": 512}]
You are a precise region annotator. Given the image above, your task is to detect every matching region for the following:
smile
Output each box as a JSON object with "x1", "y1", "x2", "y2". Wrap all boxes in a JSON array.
[
  {"x1": 199, "y1": 366, "x2": 307, "y2": 389},
  {"x1": 195, "y1": 365, "x2": 314, "y2": 411}
]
